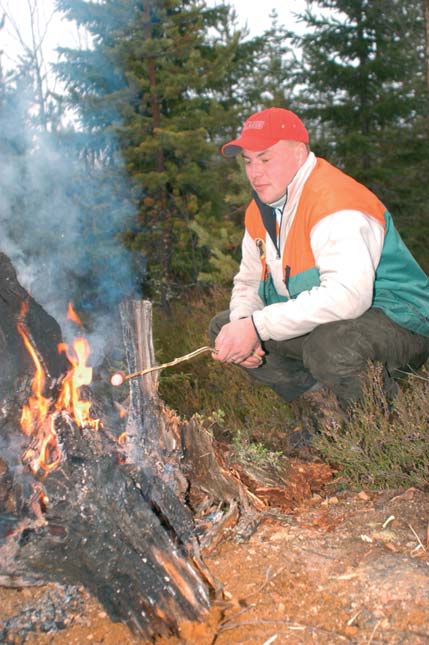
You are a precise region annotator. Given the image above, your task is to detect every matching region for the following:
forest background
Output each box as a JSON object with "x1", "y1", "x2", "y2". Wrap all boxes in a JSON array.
[{"x1": 1, "y1": 0, "x2": 428, "y2": 487}]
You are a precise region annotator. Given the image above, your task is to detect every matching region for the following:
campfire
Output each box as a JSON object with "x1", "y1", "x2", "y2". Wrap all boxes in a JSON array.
[
  {"x1": 0, "y1": 252, "x2": 334, "y2": 642},
  {"x1": 0, "y1": 253, "x2": 216, "y2": 640}
]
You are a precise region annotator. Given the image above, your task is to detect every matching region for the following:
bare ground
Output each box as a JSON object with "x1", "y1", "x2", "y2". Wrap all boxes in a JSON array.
[{"x1": 1, "y1": 482, "x2": 429, "y2": 645}]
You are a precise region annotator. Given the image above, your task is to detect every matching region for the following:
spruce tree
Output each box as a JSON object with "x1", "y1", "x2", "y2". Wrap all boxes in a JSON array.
[
  {"x1": 249, "y1": 10, "x2": 297, "y2": 110},
  {"x1": 293, "y1": 0, "x2": 429, "y2": 264},
  {"x1": 54, "y1": 0, "x2": 267, "y2": 304}
]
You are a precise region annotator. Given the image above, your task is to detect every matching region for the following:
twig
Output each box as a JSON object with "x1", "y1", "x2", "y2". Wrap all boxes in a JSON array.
[
  {"x1": 263, "y1": 636, "x2": 278, "y2": 645},
  {"x1": 395, "y1": 366, "x2": 428, "y2": 381},
  {"x1": 382, "y1": 515, "x2": 395, "y2": 529},
  {"x1": 125, "y1": 346, "x2": 215, "y2": 381},
  {"x1": 219, "y1": 604, "x2": 255, "y2": 624},
  {"x1": 347, "y1": 609, "x2": 362, "y2": 626},
  {"x1": 240, "y1": 564, "x2": 288, "y2": 602},
  {"x1": 366, "y1": 619, "x2": 381, "y2": 644},
  {"x1": 301, "y1": 547, "x2": 337, "y2": 561},
  {"x1": 408, "y1": 523, "x2": 426, "y2": 553},
  {"x1": 110, "y1": 346, "x2": 217, "y2": 386},
  {"x1": 216, "y1": 564, "x2": 288, "y2": 633}
]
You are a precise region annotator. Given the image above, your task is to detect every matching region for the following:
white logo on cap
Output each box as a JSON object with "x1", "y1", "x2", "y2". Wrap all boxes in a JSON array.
[{"x1": 244, "y1": 120, "x2": 265, "y2": 130}]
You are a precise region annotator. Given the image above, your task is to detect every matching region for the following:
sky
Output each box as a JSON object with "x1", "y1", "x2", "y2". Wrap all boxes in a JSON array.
[
  {"x1": 0, "y1": 0, "x2": 307, "y2": 73},
  {"x1": 209, "y1": 0, "x2": 306, "y2": 35}
]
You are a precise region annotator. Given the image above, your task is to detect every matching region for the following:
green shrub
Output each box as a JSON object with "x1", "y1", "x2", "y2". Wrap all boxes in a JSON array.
[{"x1": 231, "y1": 428, "x2": 283, "y2": 470}]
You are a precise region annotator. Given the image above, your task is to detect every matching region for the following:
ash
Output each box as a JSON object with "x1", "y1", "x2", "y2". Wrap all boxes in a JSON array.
[{"x1": 0, "y1": 583, "x2": 86, "y2": 644}]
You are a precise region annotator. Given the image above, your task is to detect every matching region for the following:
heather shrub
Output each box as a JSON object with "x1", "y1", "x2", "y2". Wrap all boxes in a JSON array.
[{"x1": 314, "y1": 364, "x2": 429, "y2": 490}]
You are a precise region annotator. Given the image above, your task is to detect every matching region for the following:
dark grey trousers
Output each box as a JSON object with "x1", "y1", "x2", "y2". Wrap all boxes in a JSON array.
[{"x1": 208, "y1": 308, "x2": 429, "y2": 409}]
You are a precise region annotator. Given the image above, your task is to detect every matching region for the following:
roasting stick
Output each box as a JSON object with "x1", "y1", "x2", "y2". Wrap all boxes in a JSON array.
[{"x1": 110, "y1": 346, "x2": 216, "y2": 387}]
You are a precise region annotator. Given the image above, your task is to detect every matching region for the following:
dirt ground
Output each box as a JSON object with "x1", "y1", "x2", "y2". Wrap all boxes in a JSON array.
[{"x1": 1, "y1": 482, "x2": 429, "y2": 645}]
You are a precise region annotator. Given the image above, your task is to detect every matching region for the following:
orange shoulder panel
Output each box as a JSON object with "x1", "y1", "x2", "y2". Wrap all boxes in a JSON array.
[
  {"x1": 284, "y1": 159, "x2": 387, "y2": 276},
  {"x1": 299, "y1": 158, "x2": 386, "y2": 230}
]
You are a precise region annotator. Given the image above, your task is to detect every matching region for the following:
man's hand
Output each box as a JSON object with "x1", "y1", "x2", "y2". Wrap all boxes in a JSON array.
[
  {"x1": 212, "y1": 317, "x2": 264, "y2": 366},
  {"x1": 238, "y1": 344, "x2": 265, "y2": 369}
]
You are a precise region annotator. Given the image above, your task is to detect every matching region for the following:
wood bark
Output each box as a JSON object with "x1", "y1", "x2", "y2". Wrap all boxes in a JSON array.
[
  {"x1": 119, "y1": 299, "x2": 191, "y2": 502},
  {"x1": 118, "y1": 299, "x2": 260, "y2": 550}
]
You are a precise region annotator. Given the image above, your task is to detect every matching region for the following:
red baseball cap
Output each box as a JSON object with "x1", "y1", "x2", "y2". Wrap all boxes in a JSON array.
[{"x1": 221, "y1": 107, "x2": 309, "y2": 158}]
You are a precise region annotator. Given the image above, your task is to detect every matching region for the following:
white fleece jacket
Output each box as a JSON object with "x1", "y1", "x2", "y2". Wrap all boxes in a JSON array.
[{"x1": 229, "y1": 152, "x2": 385, "y2": 342}]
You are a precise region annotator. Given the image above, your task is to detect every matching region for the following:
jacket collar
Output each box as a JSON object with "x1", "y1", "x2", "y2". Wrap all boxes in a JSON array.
[
  {"x1": 286, "y1": 152, "x2": 317, "y2": 210},
  {"x1": 251, "y1": 190, "x2": 277, "y2": 249}
]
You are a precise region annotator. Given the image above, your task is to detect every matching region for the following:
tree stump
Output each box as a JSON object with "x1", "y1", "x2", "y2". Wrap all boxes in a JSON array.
[{"x1": 119, "y1": 299, "x2": 188, "y2": 496}]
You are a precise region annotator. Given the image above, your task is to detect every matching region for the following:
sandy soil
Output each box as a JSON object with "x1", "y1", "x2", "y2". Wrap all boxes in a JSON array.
[{"x1": 2, "y1": 484, "x2": 428, "y2": 645}]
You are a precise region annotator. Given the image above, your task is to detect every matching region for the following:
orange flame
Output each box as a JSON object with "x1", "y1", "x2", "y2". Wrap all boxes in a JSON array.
[
  {"x1": 17, "y1": 301, "x2": 48, "y2": 434},
  {"x1": 18, "y1": 302, "x2": 100, "y2": 475},
  {"x1": 67, "y1": 302, "x2": 83, "y2": 327},
  {"x1": 56, "y1": 338, "x2": 99, "y2": 430},
  {"x1": 17, "y1": 302, "x2": 60, "y2": 472},
  {"x1": 22, "y1": 420, "x2": 61, "y2": 474}
]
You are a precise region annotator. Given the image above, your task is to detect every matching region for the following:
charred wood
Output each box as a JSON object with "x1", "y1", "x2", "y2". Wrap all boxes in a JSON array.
[
  {"x1": 1, "y1": 422, "x2": 211, "y2": 638},
  {"x1": 0, "y1": 583, "x2": 86, "y2": 643},
  {"x1": 119, "y1": 301, "x2": 265, "y2": 549},
  {"x1": 0, "y1": 252, "x2": 67, "y2": 401}
]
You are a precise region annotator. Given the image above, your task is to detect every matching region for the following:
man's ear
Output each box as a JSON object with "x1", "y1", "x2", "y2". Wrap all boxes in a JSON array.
[{"x1": 297, "y1": 141, "x2": 309, "y2": 164}]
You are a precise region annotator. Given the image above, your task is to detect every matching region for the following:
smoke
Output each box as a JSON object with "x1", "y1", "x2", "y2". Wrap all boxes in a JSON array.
[{"x1": 0, "y1": 85, "x2": 141, "y2": 365}]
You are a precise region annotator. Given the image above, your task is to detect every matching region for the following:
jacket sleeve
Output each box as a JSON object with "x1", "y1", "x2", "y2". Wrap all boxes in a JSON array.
[
  {"x1": 251, "y1": 210, "x2": 385, "y2": 341},
  {"x1": 229, "y1": 229, "x2": 265, "y2": 320}
]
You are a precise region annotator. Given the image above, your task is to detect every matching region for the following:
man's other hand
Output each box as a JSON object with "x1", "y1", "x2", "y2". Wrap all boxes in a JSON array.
[
  {"x1": 238, "y1": 345, "x2": 265, "y2": 369},
  {"x1": 212, "y1": 317, "x2": 264, "y2": 365}
]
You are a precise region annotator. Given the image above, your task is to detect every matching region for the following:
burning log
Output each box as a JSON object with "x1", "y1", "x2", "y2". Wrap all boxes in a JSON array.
[
  {"x1": 0, "y1": 253, "x2": 213, "y2": 640},
  {"x1": 0, "y1": 253, "x2": 67, "y2": 400}
]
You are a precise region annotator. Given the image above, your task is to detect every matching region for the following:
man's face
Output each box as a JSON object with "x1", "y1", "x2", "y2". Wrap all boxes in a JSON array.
[{"x1": 242, "y1": 140, "x2": 308, "y2": 204}]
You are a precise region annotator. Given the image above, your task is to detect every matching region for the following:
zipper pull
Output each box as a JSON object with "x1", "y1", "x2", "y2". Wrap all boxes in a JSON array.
[{"x1": 284, "y1": 265, "x2": 291, "y2": 290}]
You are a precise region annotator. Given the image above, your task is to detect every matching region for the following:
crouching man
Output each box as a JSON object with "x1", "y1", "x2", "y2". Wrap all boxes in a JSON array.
[{"x1": 209, "y1": 107, "x2": 429, "y2": 411}]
